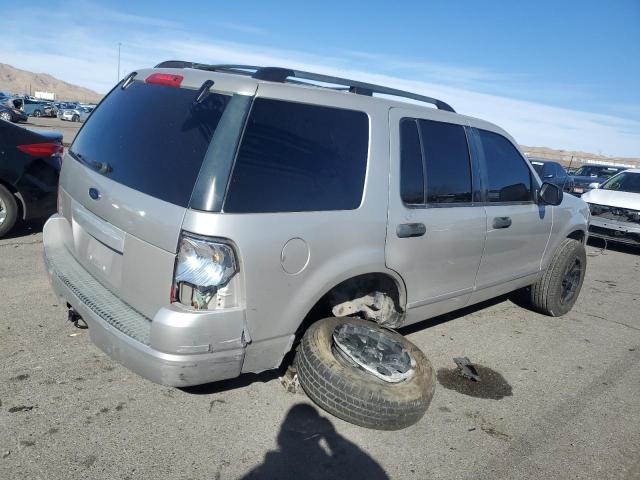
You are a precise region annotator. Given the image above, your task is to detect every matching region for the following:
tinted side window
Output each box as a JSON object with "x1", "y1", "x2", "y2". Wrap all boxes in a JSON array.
[
  {"x1": 400, "y1": 119, "x2": 424, "y2": 204},
  {"x1": 224, "y1": 98, "x2": 368, "y2": 213},
  {"x1": 419, "y1": 119, "x2": 472, "y2": 203},
  {"x1": 477, "y1": 130, "x2": 532, "y2": 202}
]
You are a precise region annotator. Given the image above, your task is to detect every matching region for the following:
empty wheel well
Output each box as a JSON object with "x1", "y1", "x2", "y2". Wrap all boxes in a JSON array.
[
  {"x1": 295, "y1": 273, "x2": 403, "y2": 340},
  {"x1": 567, "y1": 230, "x2": 586, "y2": 244}
]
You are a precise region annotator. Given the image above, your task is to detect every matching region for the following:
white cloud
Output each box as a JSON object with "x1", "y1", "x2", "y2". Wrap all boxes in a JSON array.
[{"x1": 2, "y1": 1, "x2": 638, "y2": 157}]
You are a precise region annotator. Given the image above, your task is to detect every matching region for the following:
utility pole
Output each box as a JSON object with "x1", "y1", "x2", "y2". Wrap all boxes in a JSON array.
[{"x1": 117, "y1": 42, "x2": 122, "y2": 82}]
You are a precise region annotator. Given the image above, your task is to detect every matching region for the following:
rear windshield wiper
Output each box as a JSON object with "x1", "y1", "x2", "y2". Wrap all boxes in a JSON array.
[
  {"x1": 69, "y1": 150, "x2": 112, "y2": 174},
  {"x1": 193, "y1": 80, "x2": 215, "y2": 105}
]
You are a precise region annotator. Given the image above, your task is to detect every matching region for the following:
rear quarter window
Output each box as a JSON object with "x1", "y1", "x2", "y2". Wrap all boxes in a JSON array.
[{"x1": 224, "y1": 98, "x2": 369, "y2": 213}]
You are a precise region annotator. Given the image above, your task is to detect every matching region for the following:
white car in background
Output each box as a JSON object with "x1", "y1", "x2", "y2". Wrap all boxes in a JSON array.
[
  {"x1": 582, "y1": 169, "x2": 640, "y2": 246},
  {"x1": 61, "y1": 106, "x2": 93, "y2": 123}
]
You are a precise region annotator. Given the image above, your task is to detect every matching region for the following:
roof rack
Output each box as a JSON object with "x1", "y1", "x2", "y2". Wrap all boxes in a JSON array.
[{"x1": 154, "y1": 61, "x2": 455, "y2": 112}]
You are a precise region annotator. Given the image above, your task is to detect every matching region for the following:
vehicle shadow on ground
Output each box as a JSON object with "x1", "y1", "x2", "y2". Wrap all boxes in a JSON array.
[
  {"x1": 1, "y1": 217, "x2": 47, "y2": 241},
  {"x1": 180, "y1": 368, "x2": 283, "y2": 395},
  {"x1": 399, "y1": 294, "x2": 513, "y2": 336},
  {"x1": 240, "y1": 403, "x2": 389, "y2": 480}
]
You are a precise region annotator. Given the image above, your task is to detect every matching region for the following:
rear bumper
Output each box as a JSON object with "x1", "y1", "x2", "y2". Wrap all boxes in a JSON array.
[{"x1": 43, "y1": 215, "x2": 247, "y2": 386}]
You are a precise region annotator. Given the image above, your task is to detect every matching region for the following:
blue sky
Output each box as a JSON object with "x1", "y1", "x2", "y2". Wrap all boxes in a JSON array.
[{"x1": 2, "y1": 0, "x2": 639, "y2": 156}]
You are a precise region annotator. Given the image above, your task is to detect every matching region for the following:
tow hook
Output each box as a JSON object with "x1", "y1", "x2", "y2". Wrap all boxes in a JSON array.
[{"x1": 68, "y1": 307, "x2": 88, "y2": 329}]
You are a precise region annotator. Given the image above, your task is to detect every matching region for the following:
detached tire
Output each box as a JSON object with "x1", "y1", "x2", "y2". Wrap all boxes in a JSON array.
[
  {"x1": 0, "y1": 184, "x2": 18, "y2": 238},
  {"x1": 296, "y1": 317, "x2": 435, "y2": 430},
  {"x1": 530, "y1": 238, "x2": 586, "y2": 316}
]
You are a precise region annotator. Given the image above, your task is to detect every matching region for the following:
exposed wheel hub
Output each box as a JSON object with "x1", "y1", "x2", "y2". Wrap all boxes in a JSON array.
[{"x1": 332, "y1": 323, "x2": 415, "y2": 383}]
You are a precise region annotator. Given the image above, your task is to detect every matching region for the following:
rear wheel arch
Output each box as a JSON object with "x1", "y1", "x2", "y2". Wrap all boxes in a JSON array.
[{"x1": 294, "y1": 272, "x2": 407, "y2": 343}]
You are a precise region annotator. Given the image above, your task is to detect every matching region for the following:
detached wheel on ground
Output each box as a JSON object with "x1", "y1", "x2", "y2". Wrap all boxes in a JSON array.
[
  {"x1": 530, "y1": 238, "x2": 586, "y2": 316},
  {"x1": 0, "y1": 184, "x2": 19, "y2": 238},
  {"x1": 296, "y1": 317, "x2": 435, "y2": 430}
]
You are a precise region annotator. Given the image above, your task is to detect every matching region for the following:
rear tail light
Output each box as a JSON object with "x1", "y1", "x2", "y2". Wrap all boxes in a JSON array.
[
  {"x1": 17, "y1": 142, "x2": 64, "y2": 158},
  {"x1": 145, "y1": 73, "x2": 183, "y2": 88},
  {"x1": 172, "y1": 233, "x2": 240, "y2": 310}
]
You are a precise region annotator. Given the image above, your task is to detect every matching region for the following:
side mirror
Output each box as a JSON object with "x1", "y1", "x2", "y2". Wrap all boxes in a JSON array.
[
  {"x1": 539, "y1": 182, "x2": 563, "y2": 206},
  {"x1": 588, "y1": 182, "x2": 600, "y2": 189}
]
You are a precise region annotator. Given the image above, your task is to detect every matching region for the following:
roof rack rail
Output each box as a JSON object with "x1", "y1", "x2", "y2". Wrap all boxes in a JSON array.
[{"x1": 153, "y1": 61, "x2": 455, "y2": 112}]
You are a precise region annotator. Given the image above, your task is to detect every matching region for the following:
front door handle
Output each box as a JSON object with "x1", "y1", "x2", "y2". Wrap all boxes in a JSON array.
[
  {"x1": 397, "y1": 223, "x2": 426, "y2": 238},
  {"x1": 493, "y1": 216, "x2": 512, "y2": 229}
]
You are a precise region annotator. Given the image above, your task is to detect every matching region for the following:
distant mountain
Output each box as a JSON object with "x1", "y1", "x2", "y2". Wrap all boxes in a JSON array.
[{"x1": 0, "y1": 63, "x2": 103, "y2": 103}]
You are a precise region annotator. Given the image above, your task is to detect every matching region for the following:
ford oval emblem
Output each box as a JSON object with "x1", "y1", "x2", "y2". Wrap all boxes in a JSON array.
[{"x1": 89, "y1": 188, "x2": 101, "y2": 200}]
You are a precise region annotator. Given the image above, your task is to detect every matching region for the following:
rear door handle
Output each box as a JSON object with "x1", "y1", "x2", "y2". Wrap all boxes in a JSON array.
[
  {"x1": 396, "y1": 223, "x2": 426, "y2": 238},
  {"x1": 493, "y1": 216, "x2": 512, "y2": 229}
]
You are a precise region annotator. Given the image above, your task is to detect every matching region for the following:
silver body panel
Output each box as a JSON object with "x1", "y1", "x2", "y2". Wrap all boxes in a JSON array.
[{"x1": 43, "y1": 66, "x2": 589, "y2": 386}]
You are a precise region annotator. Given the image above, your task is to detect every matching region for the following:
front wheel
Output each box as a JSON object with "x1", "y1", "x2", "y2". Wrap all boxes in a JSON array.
[
  {"x1": 72, "y1": 115, "x2": 79, "y2": 122},
  {"x1": 0, "y1": 111, "x2": 11, "y2": 122},
  {"x1": 530, "y1": 238, "x2": 586, "y2": 316},
  {"x1": 33, "y1": 109, "x2": 42, "y2": 117}
]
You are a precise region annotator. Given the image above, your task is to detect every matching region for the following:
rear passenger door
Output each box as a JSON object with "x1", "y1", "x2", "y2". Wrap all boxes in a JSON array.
[
  {"x1": 469, "y1": 128, "x2": 552, "y2": 293},
  {"x1": 385, "y1": 108, "x2": 487, "y2": 324}
]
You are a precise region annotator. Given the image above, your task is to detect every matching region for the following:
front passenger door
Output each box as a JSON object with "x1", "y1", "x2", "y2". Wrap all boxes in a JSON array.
[{"x1": 471, "y1": 128, "x2": 552, "y2": 292}]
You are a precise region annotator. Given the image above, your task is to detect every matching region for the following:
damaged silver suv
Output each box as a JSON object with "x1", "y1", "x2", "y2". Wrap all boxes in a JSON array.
[{"x1": 44, "y1": 62, "x2": 589, "y2": 430}]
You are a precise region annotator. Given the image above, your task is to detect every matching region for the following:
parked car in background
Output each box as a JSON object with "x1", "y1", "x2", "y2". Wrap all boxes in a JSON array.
[
  {"x1": 582, "y1": 169, "x2": 640, "y2": 246},
  {"x1": 10, "y1": 97, "x2": 50, "y2": 117},
  {"x1": 529, "y1": 159, "x2": 574, "y2": 192},
  {"x1": 0, "y1": 103, "x2": 28, "y2": 123},
  {"x1": 61, "y1": 106, "x2": 92, "y2": 122},
  {"x1": 569, "y1": 164, "x2": 626, "y2": 196},
  {"x1": 0, "y1": 120, "x2": 62, "y2": 237},
  {"x1": 43, "y1": 103, "x2": 58, "y2": 117}
]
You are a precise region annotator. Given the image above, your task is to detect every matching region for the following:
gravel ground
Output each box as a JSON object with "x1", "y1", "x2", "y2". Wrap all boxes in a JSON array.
[
  {"x1": 1, "y1": 118, "x2": 639, "y2": 479},
  {"x1": 1, "y1": 223, "x2": 639, "y2": 480}
]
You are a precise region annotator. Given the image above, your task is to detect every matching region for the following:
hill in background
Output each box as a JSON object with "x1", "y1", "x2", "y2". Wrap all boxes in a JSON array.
[{"x1": 0, "y1": 63, "x2": 103, "y2": 103}]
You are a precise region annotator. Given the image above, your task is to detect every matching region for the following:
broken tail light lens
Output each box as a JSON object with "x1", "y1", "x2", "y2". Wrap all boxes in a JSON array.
[{"x1": 173, "y1": 234, "x2": 239, "y2": 310}]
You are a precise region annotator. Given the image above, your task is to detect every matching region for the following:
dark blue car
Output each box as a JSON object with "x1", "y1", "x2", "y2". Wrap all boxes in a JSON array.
[
  {"x1": 529, "y1": 159, "x2": 574, "y2": 192},
  {"x1": 569, "y1": 164, "x2": 626, "y2": 196}
]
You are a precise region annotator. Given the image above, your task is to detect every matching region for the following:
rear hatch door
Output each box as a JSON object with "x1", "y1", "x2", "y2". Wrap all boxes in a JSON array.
[{"x1": 58, "y1": 72, "x2": 255, "y2": 318}]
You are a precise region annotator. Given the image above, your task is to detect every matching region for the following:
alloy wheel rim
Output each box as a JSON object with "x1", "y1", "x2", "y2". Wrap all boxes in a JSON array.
[{"x1": 560, "y1": 258, "x2": 582, "y2": 304}]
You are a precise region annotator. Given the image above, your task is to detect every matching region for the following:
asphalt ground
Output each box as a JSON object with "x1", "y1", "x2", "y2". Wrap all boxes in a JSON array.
[{"x1": 1, "y1": 117, "x2": 639, "y2": 479}]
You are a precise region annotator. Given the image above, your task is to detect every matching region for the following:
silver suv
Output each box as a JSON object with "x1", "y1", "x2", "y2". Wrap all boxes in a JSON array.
[{"x1": 43, "y1": 62, "x2": 589, "y2": 428}]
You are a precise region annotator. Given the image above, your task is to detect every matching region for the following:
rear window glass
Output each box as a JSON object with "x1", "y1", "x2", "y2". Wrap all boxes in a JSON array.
[
  {"x1": 419, "y1": 119, "x2": 472, "y2": 203},
  {"x1": 70, "y1": 81, "x2": 230, "y2": 206},
  {"x1": 224, "y1": 98, "x2": 368, "y2": 213}
]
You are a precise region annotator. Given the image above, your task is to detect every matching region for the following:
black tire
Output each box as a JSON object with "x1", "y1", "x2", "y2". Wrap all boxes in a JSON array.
[
  {"x1": 72, "y1": 115, "x2": 79, "y2": 122},
  {"x1": 296, "y1": 317, "x2": 435, "y2": 430},
  {"x1": 0, "y1": 184, "x2": 19, "y2": 238},
  {"x1": 530, "y1": 238, "x2": 586, "y2": 316},
  {"x1": 33, "y1": 109, "x2": 42, "y2": 117}
]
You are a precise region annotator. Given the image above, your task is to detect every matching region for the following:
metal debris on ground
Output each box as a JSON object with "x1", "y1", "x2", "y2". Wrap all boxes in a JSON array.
[
  {"x1": 454, "y1": 357, "x2": 481, "y2": 382},
  {"x1": 279, "y1": 366, "x2": 300, "y2": 394}
]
